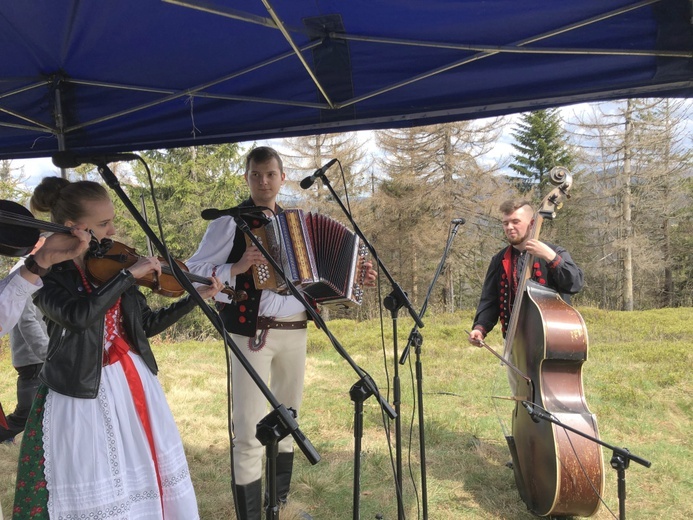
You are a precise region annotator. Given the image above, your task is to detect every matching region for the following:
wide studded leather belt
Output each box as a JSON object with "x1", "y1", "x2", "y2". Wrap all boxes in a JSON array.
[{"x1": 257, "y1": 316, "x2": 308, "y2": 330}]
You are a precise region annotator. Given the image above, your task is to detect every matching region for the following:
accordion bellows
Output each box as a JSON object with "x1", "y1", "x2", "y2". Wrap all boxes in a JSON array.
[{"x1": 246, "y1": 209, "x2": 367, "y2": 307}]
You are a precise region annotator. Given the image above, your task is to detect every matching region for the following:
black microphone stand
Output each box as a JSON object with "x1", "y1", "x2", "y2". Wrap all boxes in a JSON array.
[
  {"x1": 398, "y1": 220, "x2": 463, "y2": 520},
  {"x1": 313, "y1": 173, "x2": 423, "y2": 520},
  {"x1": 234, "y1": 216, "x2": 397, "y2": 520},
  {"x1": 522, "y1": 401, "x2": 651, "y2": 520},
  {"x1": 94, "y1": 161, "x2": 322, "y2": 519}
]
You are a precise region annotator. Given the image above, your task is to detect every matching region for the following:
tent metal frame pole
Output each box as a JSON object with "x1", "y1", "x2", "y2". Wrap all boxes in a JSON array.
[
  {"x1": 336, "y1": 33, "x2": 689, "y2": 59},
  {"x1": 260, "y1": 0, "x2": 334, "y2": 108},
  {"x1": 52, "y1": 77, "x2": 67, "y2": 177},
  {"x1": 166, "y1": 0, "x2": 335, "y2": 107},
  {"x1": 62, "y1": 41, "x2": 324, "y2": 133},
  {"x1": 163, "y1": 0, "x2": 308, "y2": 34},
  {"x1": 333, "y1": 0, "x2": 673, "y2": 110},
  {"x1": 0, "y1": 82, "x2": 55, "y2": 131}
]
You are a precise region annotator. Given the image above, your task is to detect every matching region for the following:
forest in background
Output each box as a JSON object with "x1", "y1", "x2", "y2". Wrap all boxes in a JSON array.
[{"x1": 0, "y1": 98, "x2": 690, "y2": 338}]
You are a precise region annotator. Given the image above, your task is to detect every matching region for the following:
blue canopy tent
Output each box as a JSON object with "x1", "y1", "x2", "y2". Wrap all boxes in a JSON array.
[
  {"x1": 0, "y1": 0, "x2": 691, "y2": 160},
  {"x1": 0, "y1": 3, "x2": 689, "y2": 517}
]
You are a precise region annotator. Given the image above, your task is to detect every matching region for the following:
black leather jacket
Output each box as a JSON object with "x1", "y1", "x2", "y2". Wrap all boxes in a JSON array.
[{"x1": 33, "y1": 261, "x2": 197, "y2": 399}]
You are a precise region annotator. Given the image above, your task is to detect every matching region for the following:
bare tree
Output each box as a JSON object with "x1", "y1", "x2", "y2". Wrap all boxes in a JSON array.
[
  {"x1": 372, "y1": 119, "x2": 509, "y2": 312},
  {"x1": 281, "y1": 132, "x2": 371, "y2": 216},
  {"x1": 567, "y1": 98, "x2": 692, "y2": 309}
]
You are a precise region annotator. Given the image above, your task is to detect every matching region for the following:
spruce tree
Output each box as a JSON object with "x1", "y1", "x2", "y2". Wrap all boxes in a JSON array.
[{"x1": 509, "y1": 109, "x2": 573, "y2": 194}]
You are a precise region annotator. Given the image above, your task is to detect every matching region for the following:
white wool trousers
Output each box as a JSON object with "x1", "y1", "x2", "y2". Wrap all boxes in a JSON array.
[{"x1": 230, "y1": 312, "x2": 308, "y2": 485}]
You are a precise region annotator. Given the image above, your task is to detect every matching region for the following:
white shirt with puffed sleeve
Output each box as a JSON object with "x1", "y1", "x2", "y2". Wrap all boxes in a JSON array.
[
  {"x1": 0, "y1": 269, "x2": 41, "y2": 338},
  {"x1": 186, "y1": 215, "x2": 304, "y2": 318}
]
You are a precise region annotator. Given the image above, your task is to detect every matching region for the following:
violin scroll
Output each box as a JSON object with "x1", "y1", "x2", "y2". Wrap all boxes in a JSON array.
[
  {"x1": 548, "y1": 165, "x2": 571, "y2": 186},
  {"x1": 87, "y1": 236, "x2": 114, "y2": 258}
]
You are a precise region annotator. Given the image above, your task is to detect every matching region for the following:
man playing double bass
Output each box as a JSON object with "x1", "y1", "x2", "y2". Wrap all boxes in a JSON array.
[{"x1": 468, "y1": 199, "x2": 584, "y2": 346}]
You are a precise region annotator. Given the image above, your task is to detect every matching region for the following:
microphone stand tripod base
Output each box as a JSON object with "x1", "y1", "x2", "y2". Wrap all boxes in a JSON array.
[
  {"x1": 349, "y1": 378, "x2": 374, "y2": 520},
  {"x1": 256, "y1": 408, "x2": 296, "y2": 520}
]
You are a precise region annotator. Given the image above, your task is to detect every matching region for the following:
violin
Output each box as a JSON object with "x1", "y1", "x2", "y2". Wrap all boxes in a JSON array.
[
  {"x1": 503, "y1": 167, "x2": 604, "y2": 517},
  {"x1": 86, "y1": 240, "x2": 244, "y2": 300}
]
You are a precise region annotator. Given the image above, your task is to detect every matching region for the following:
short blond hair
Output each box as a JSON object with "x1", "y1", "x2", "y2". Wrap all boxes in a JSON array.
[{"x1": 499, "y1": 199, "x2": 533, "y2": 215}]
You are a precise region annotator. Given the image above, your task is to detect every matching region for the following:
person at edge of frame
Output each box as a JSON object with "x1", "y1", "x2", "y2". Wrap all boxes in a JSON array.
[
  {"x1": 0, "y1": 236, "x2": 51, "y2": 446},
  {"x1": 0, "y1": 221, "x2": 91, "y2": 448}
]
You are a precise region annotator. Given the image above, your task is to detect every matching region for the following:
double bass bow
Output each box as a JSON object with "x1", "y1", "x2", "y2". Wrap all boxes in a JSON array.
[{"x1": 502, "y1": 167, "x2": 605, "y2": 517}]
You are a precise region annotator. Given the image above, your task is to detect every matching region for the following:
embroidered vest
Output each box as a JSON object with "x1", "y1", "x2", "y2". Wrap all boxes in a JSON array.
[
  {"x1": 217, "y1": 199, "x2": 281, "y2": 337},
  {"x1": 499, "y1": 246, "x2": 550, "y2": 336}
]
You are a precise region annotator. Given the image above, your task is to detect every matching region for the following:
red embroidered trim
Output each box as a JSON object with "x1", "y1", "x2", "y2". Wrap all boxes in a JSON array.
[{"x1": 547, "y1": 255, "x2": 561, "y2": 269}]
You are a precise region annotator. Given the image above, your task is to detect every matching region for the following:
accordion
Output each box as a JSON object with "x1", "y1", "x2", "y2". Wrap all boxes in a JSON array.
[{"x1": 246, "y1": 209, "x2": 368, "y2": 307}]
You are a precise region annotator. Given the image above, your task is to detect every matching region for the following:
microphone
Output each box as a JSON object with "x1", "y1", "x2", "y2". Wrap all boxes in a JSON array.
[
  {"x1": 451, "y1": 218, "x2": 466, "y2": 225},
  {"x1": 299, "y1": 158, "x2": 338, "y2": 189},
  {"x1": 521, "y1": 401, "x2": 542, "y2": 423},
  {"x1": 201, "y1": 206, "x2": 270, "y2": 222},
  {"x1": 52, "y1": 151, "x2": 140, "y2": 169}
]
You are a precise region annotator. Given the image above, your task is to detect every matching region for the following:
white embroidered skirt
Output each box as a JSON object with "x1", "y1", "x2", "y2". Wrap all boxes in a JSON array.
[{"x1": 41, "y1": 352, "x2": 198, "y2": 520}]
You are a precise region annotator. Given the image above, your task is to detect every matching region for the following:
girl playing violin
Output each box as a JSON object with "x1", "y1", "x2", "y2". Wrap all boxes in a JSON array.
[{"x1": 12, "y1": 177, "x2": 223, "y2": 520}]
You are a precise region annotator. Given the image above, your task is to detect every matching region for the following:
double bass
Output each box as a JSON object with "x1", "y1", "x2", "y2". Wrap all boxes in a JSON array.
[{"x1": 503, "y1": 167, "x2": 605, "y2": 517}]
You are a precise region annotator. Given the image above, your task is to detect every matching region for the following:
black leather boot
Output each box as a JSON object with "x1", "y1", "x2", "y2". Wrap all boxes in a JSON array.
[{"x1": 235, "y1": 479, "x2": 262, "y2": 520}]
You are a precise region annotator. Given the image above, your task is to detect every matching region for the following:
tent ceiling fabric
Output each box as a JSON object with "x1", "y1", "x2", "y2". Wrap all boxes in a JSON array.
[{"x1": 0, "y1": 0, "x2": 691, "y2": 160}]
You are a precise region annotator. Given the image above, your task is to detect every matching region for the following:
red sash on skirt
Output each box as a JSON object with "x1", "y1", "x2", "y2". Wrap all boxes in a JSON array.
[{"x1": 104, "y1": 335, "x2": 164, "y2": 512}]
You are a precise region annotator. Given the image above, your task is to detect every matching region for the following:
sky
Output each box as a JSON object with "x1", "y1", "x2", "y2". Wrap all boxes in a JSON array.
[
  {"x1": 10, "y1": 100, "x2": 691, "y2": 190},
  {"x1": 4, "y1": 104, "x2": 578, "y2": 188}
]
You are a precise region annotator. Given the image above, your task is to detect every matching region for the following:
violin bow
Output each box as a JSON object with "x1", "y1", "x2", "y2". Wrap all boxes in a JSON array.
[{"x1": 467, "y1": 332, "x2": 532, "y2": 438}]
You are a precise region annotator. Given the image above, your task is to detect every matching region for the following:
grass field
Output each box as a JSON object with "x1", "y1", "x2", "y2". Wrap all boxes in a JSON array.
[{"x1": 1, "y1": 307, "x2": 691, "y2": 519}]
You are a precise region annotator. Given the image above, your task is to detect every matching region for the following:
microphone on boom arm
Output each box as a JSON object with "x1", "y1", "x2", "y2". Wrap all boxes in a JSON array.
[
  {"x1": 299, "y1": 158, "x2": 338, "y2": 189},
  {"x1": 200, "y1": 205, "x2": 271, "y2": 224},
  {"x1": 451, "y1": 218, "x2": 466, "y2": 225},
  {"x1": 52, "y1": 151, "x2": 140, "y2": 169}
]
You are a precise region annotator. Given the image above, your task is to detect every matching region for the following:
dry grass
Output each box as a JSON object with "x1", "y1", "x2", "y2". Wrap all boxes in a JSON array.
[{"x1": 1, "y1": 307, "x2": 692, "y2": 519}]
